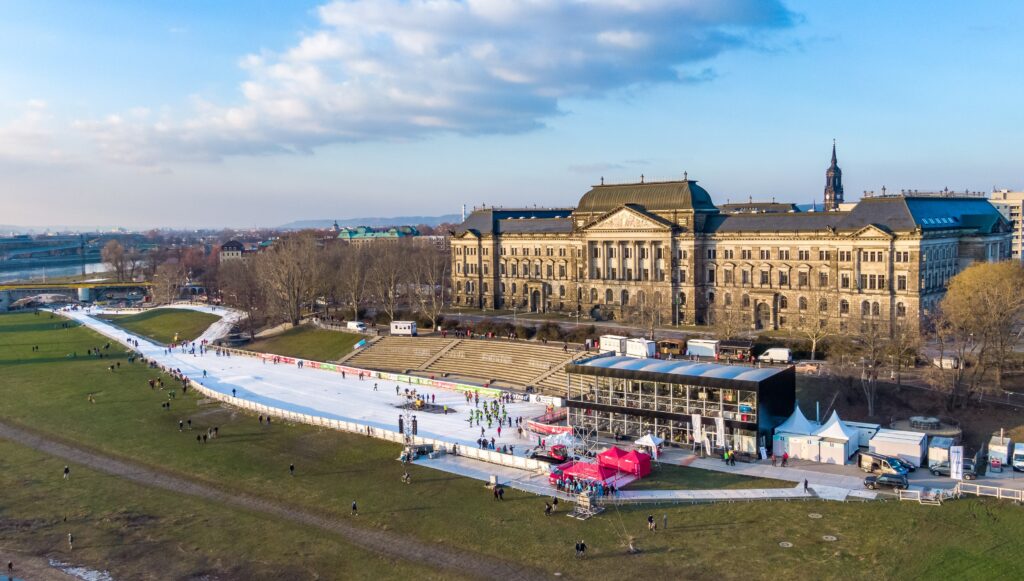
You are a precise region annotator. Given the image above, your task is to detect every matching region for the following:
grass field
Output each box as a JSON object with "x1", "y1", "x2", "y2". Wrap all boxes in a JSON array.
[
  {"x1": 99, "y1": 308, "x2": 221, "y2": 344},
  {"x1": 0, "y1": 439, "x2": 442, "y2": 581},
  {"x1": 244, "y1": 325, "x2": 363, "y2": 361},
  {"x1": 2, "y1": 311, "x2": 1023, "y2": 579},
  {"x1": 626, "y1": 463, "x2": 792, "y2": 491}
]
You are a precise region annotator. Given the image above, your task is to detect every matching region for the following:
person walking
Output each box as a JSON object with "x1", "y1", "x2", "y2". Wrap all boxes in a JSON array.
[
  {"x1": 771, "y1": 453, "x2": 777, "y2": 467},
  {"x1": 63, "y1": 465, "x2": 70, "y2": 480},
  {"x1": 545, "y1": 502, "x2": 552, "y2": 516},
  {"x1": 67, "y1": 532, "x2": 74, "y2": 551},
  {"x1": 579, "y1": 540, "x2": 587, "y2": 559},
  {"x1": 290, "y1": 464, "x2": 295, "y2": 477},
  {"x1": 351, "y1": 501, "x2": 358, "y2": 516},
  {"x1": 647, "y1": 514, "x2": 655, "y2": 532},
  {"x1": 803, "y1": 479, "x2": 809, "y2": 493}
]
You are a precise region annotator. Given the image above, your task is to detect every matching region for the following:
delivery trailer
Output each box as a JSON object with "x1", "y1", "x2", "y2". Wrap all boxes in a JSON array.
[{"x1": 686, "y1": 339, "x2": 719, "y2": 358}]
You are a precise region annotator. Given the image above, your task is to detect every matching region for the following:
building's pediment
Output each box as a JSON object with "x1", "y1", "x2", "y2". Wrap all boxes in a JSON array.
[
  {"x1": 583, "y1": 205, "x2": 673, "y2": 232},
  {"x1": 847, "y1": 224, "x2": 894, "y2": 239}
]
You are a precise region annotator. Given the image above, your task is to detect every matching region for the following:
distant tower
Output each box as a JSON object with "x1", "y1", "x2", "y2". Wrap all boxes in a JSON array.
[
  {"x1": 823, "y1": 140, "x2": 844, "y2": 211},
  {"x1": 461, "y1": 204, "x2": 467, "y2": 222}
]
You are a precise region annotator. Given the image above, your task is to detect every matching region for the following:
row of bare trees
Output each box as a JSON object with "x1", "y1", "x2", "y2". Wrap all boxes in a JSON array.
[{"x1": 217, "y1": 233, "x2": 450, "y2": 337}]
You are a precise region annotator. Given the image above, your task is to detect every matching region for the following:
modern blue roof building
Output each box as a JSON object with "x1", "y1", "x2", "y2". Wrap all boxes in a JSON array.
[{"x1": 565, "y1": 355, "x2": 795, "y2": 454}]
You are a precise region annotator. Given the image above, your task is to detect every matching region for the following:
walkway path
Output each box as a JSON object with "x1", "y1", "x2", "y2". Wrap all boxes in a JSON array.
[{"x1": 0, "y1": 420, "x2": 546, "y2": 581}]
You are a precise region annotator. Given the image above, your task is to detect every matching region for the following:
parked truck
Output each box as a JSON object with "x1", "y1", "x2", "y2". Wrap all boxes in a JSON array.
[
  {"x1": 686, "y1": 339, "x2": 719, "y2": 358},
  {"x1": 390, "y1": 321, "x2": 418, "y2": 336}
]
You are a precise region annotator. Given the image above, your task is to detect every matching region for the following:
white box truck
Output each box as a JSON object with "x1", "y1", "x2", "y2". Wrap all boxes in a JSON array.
[
  {"x1": 599, "y1": 335, "x2": 628, "y2": 355},
  {"x1": 346, "y1": 321, "x2": 368, "y2": 332},
  {"x1": 390, "y1": 321, "x2": 418, "y2": 336},
  {"x1": 686, "y1": 339, "x2": 719, "y2": 358},
  {"x1": 625, "y1": 338, "x2": 656, "y2": 359}
]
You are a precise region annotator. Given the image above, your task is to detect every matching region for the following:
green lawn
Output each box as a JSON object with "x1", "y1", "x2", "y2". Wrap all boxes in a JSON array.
[
  {"x1": 100, "y1": 308, "x2": 220, "y2": 343},
  {"x1": 0, "y1": 439, "x2": 440, "y2": 581},
  {"x1": 2, "y1": 311, "x2": 1023, "y2": 580},
  {"x1": 626, "y1": 462, "x2": 793, "y2": 491},
  {"x1": 245, "y1": 325, "x2": 363, "y2": 361}
]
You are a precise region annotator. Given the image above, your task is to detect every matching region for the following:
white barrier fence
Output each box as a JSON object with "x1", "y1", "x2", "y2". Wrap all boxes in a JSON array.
[
  {"x1": 955, "y1": 482, "x2": 1024, "y2": 502},
  {"x1": 184, "y1": 377, "x2": 548, "y2": 473}
]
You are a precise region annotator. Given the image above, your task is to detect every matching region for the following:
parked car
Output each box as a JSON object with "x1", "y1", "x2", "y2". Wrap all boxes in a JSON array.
[
  {"x1": 929, "y1": 460, "x2": 977, "y2": 480},
  {"x1": 863, "y1": 473, "x2": 909, "y2": 490},
  {"x1": 890, "y1": 457, "x2": 917, "y2": 473}
]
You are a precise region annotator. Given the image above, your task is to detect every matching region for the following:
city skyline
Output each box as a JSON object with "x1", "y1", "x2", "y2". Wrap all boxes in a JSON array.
[{"x1": 2, "y1": 1, "x2": 1023, "y2": 228}]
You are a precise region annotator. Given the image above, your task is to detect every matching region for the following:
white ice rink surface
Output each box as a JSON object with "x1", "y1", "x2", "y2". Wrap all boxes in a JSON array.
[{"x1": 63, "y1": 306, "x2": 549, "y2": 454}]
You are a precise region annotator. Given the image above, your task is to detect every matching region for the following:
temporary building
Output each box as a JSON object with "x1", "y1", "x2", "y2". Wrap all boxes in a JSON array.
[
  {"x1": 928, "y1": 437, "x2": 954, "y2": 465},
  {"x1": 619, "y1": 450, "x2": 652, "y2": 477},
  {"x1": 597, "y1": 446, "x2": 628, "y2": 470},
  {"x1": 845, "y1": 421, "x2": 881, "y2": 448},
  {"x1": 812, "y1": 411, "x2": 861, "y2": 464},
  {"x1": 772, "y1": 403, "x2": 820, "y2": 459},
  {"x1": 869, "y1": 429, "x2": 927, "y2": 467},
  {"x1": 988, "y1": 433, "x2": 1014, "y2": 466}
]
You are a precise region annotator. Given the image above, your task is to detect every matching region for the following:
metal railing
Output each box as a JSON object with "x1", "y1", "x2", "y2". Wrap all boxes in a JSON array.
[{"x1": 954, "y1": 482, "x2": 1024, "y2": 502}]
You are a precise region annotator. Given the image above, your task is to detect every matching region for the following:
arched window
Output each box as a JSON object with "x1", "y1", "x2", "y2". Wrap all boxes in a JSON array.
[
  {"x1": 779, "y1": 295, "x2": 788, "y2": 310},
  {"x1": 819, "y1": 298, "x2": 828, "y2": 313},
  {"x1": 605, "y1": 289, "x2": 613, "y2": 303},
  {"x1": 621, "y1": 290, "x2": 629, "y2": 305},
  {"x1": 798, "y1": 297, "x2": 808, "y2": 311},
  {"x1": 896, "y1": 302, "x2": 906, "y2": 317},
  {"x1": 708, "y1": 291, "x2": 715, "y2": 304},
  {"x1": 724, "y1": 292, "x2": 733, "y2": 306},
  {"x1": 559, "y1": 285, "x2": 565, "y2": 297},
  {"x1": 679, "y1": 292, "x2": 686, "y2": 305},
  {"x1": 742, "y1": 294, "x2": 750, "y2": 308},
  {"x1": 590, "y1": 288, "x2": 598, "y2": 302},
  {"x1": 872, "y1": 302, "x2": 880, "y2": 317},
  {"x1": 861, "y1": 301, "x2": 870, "y2": 316},
  {"x1": 511, "y1": 283, "x2": 517, "y2": 294},
  {"x1": 840, "y1": 299, "x2": 849, "y2": 314},
  {"x1": 456, "y1": 281, "x2": 463, "y2": 292},
  {"x1": 500, "y1": 282, "x2": 506, "y2": 293}
]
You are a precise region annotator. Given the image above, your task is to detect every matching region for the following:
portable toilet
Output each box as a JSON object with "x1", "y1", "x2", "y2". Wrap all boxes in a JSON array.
[{"x1": 989, "y1": 432, "x2": 1014, "y2": 467}]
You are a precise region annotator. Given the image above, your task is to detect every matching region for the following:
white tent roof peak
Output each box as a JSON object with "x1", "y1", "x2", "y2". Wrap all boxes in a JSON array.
[
  {"x1": 814, "y1": 411, "x2": 859, "y2": 442},
  {"x1": 775, "y1": 403, "x2": 818, "y2": 436}
]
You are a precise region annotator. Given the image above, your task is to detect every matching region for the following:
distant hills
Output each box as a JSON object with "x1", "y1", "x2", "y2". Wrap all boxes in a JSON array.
[{"x1": 278, "y1": 215, "x2": 461, "y2": 230}]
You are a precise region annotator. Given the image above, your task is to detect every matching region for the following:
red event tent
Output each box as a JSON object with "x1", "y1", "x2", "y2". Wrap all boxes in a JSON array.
[
  {"x1": 619, "y1": 450, "x2": 652, "y2": 477},
  {"x1": 597, "y1": 446, "x2": 628, "y2": 469},
  {"x1": 560, "y1": 461, "x2": 618, "y2": 482}
]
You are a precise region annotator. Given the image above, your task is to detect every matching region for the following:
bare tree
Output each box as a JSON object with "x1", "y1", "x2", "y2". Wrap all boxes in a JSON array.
[
  {"x1": 255, "y1": 233, "x2": 322, "y2": 326},
  {"x1": 218, "y1": 259, "x2": 265, "y2": 339},
  {"x1": 102, "y1": 240, "x2": 128, "y2": 281},
  {"x1": 887, "y1": 317, "x2": 920, "y2": 389},
  {"x1": 790, "y1": 284, "x2": 837, "y2": 361},
  {"x1": 708, "y1": 291, "x2": 749, "y2": 340},
  {"x1": 336, "y1": 243, "x2": 371, "y2": 321},
  {"x1": 410, "y1": 241, "x2": 450, "y2": 330},
  {"x1": 151, "y1": 260, "x2": 187, "y2": 304},
  {"x1": 368, "y1": 240, "x2": 409, "y2": 322}
]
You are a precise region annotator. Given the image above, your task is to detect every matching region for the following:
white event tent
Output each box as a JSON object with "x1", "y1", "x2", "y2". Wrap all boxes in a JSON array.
[
  {"x1": 771, "y1": 404, "x2": 821, "y2": 460},
  {"x1": 813, "y1": 411, "x2": 861, "y2": 464}
]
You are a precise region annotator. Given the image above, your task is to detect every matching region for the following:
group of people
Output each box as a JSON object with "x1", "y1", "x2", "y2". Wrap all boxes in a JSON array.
[{"x1": 553, "y1": 476, "x2": 618, "y2": 497}]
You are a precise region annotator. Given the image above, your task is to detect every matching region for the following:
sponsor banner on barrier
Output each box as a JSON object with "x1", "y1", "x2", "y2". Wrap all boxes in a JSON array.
[{"x1": 532, "y1": 395, "x2": 565, "y2": 407}]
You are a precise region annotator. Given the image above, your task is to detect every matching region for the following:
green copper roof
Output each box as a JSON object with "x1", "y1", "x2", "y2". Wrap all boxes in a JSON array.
[{"x1": 575, "y1": 180, "x2": 716, "y2": 214}]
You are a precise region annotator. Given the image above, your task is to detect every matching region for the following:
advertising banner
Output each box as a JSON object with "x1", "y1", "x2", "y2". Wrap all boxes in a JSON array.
[
  {"x1": 950, "y1": 446, "x2": 964, "y2": 480},
  {"x1": 691, "y1": 414, "x2": 702, "y2": 442},
  {"x1": 715, "y1": 416, "x2": 725, "y2": 447}
]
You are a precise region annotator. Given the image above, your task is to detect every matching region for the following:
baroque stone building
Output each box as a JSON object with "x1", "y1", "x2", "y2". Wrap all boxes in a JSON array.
[{"x1": 451, "y1": 150, "x2": 1011, "y2": 333}]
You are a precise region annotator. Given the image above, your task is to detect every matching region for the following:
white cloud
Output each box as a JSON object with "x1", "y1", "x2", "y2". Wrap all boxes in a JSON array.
[
  {"x1": 0, "y1": 100, "x2": 74, "y2": 166},
  {"x1": 76, "y1": 0, "x2": 794, "y2": 165}
]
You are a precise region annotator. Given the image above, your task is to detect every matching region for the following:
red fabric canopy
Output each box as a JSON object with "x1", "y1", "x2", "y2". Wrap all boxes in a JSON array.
[
  {"x1": 619, "y1": 450, "x2": 652, "y2": 477},
  {"x1": 597, "y1": 446, "x2": 627, "y2": 469},
  {"x1": 560, "y1": 461, "x2": 618, "y2": 482}
]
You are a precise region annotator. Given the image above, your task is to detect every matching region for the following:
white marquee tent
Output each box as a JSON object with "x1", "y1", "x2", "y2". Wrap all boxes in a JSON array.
[
  {"x1": 813, "y1": 411, "x2": 860, "y2": 464},
  {"x1": 772, "y1": 404, "x2": 822, "y2": 460}
]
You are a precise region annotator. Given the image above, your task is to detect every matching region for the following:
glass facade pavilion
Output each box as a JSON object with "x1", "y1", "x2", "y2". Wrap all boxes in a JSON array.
[{"x1": 565, "y1": 356, "x2": 795, "y2": 454}]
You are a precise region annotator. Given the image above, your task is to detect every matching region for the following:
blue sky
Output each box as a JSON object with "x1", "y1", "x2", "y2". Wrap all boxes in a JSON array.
[{"x1": 1, "y1": 1, "x2": 1022, "y2": 229}]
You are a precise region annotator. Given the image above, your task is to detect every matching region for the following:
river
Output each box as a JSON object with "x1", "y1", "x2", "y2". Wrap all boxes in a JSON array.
[{"x1": 0, "y1": 262, "x2": 109, "y2": 284}]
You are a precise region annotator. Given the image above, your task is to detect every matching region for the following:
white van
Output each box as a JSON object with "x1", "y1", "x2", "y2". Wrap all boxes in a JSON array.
[
  {"x1": 346, "y1": 321, "x2": 368, "y2": 332},
  {"x1": 758, "y1": 348, "x2": 792, "y2": 364}
]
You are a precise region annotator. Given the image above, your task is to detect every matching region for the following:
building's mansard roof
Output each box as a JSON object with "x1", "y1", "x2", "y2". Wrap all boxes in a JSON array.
[
  {"x1": 453, "y1": 182, "x2": 1009, "y2": 238},
  {"x1": 575, "y1": 180, "x2": 716, "y2": 215},
  {"x1": 337, "y1": 225, "x2": 420, "y2": 240},
  {"x1": 220, "y1": 240, "x2": 244, "y2": 251}
]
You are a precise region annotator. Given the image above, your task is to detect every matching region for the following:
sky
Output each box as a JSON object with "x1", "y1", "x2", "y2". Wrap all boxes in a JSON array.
[{"x1": 1, "y1": 0, "x2": 1022, "y2": 229}]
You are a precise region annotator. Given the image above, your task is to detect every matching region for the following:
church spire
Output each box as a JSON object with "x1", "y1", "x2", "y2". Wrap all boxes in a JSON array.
[{"x1": 823, "y1": 140, "x2": 844, "y2": 211}]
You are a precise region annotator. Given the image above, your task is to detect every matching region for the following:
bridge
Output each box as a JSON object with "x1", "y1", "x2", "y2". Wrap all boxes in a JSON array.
[{"x1": 0, "y1": 281, "x2": 152, "y2": 312}]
